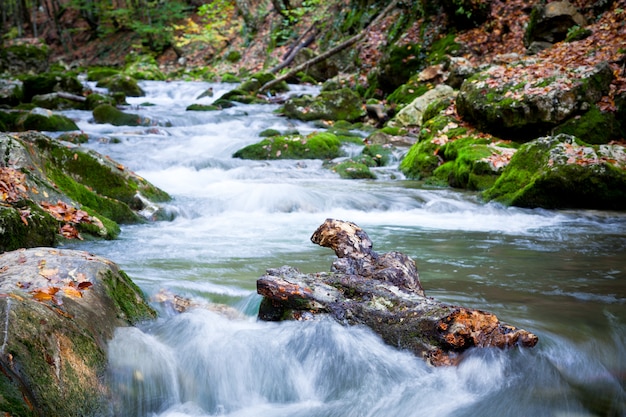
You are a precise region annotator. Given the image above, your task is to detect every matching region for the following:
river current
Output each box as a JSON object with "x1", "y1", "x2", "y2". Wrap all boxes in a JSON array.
[{"x1": 61, "y1": 81, "x2": 626, "y2": 417}]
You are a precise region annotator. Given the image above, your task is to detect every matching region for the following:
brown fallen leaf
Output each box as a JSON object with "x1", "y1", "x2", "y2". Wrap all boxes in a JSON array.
[{"x1": 62, "y1": 285, "x2": 83, "y2": 299}]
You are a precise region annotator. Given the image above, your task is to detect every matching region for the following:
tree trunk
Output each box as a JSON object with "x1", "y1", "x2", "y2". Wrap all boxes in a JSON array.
[
  {"x1": 259, "y1": 0, "x2": 400, "y2": 93},
  {"x1": 257, "y1": 219, "x2": 539, "y2": 366}
]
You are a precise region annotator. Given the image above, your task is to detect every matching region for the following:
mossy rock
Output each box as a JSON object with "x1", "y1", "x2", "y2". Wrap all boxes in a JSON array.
[
  {"x1": 0, "y1": 78, "x2": 24, "y2": 106},
  {"x1": 92, "y1": 104, "x2": 150, "y2": 126},
  {"x1": 0, "y1": 248, "x2": 156, "y2": 416},
  {"x1": 0, "y1": 42, "x2": 49, "y2": 74},
  {"x1": 86, "y1": 66, "x2": 120, "y2": 82},
  {"x1": 221, "y1": 73, "x2": 241, "y2": 83},
  {"x1": 16, "y1": 108, "x2": 79, "y2": 131},
  {"x1": 0, "y1": 132, "x2": 169, "y2": 246},
  {"x1": 238, "y1": 72, "x2": 288, "y2": 94},
  {"x1": 186, "y1": 103, "x2": 220, "y2": 111},
  {"x1": 387, "y1": 82, "x2": 432, "y2": 107},
  {"x1": 31, "y1": 92, "x2": 86, "y2": 110},
  {"x1": 233, "y1": 132, "x2": 342, "y2": 160},
  {"x1": 57, "y1": 132, "x2": 90, "y2": 144},
  {"x1": 433, "y1": 142, "x2": 499, "y2": 190},
  {"x1": 259, "y1": 128, "x2": 281, "y2": 137},
  {"x1": 21, "y1": 72, "x2": 83, "y2": 102},
  {"x1": 377, "y1": 43, "x2": 424, "y2": 93},
  {"x1": 456, "y1": 61, "x2": 614, "y2": 140},
  {"x1": 0, "y1": 202, "x2": 58, "y2": 252},
  {"x1": 281, "y1": 88, "x2": 365, "y2": 122},
  {"x1": 333, "y1": 159, "x2": 376, "y2": 179},
  {"x1": 483, "y1": 134, "x2": 626, "y2": 209},
  {"x1": 554, "y1": 106, "x2": 623, "y2": 144},
  {"x1": 362, "y1": 144, "x2": 392, "y2": 167},
  {"x1": 218, "y1": 89, "x2": 264, "y2": 104},
  {"x1": 96, "y1": 74, "x2": 145, "y2": 97},
  {"x1": 85, "y1": 93, "x2": 117, "y2": 110},
  {"x1": 124, "y1": 56, "x2": 166, "y2": 81}
]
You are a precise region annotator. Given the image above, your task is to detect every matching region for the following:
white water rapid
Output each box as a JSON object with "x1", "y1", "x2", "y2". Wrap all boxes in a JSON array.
[{"x1": 60, "y1": 80, "x2": 626, "y2": 417}]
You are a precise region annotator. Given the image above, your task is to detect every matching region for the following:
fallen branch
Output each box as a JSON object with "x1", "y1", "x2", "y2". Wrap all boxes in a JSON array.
[
  {"x1": 257, "y1": 219, "x2": 538, "y2": 366},
  {"x1": 260, "y1": 0, "x2": 400, "y2": 92}
]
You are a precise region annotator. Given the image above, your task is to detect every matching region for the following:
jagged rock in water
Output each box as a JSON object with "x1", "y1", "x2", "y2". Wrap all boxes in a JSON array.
[{"x1": 257, "y1": 219, "x2": 538, "y2": 366}]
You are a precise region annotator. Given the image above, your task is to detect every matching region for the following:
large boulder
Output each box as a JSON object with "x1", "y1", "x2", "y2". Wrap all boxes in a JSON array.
[
  {"x1": 0, "y1": 41, "x2": 49, "y2": 75},
  {"x1": 0, "y1": 132, "x2": 170, "y2": 252},
  {"x1": 281, "y1": 88, "x2": 365, "y2": 122},
  {"x1": 0, "y1": 247, "x2": 156, "y2": 416},
  {"x1": 0, "y1": 78, "x2": 23, "y2": 107},
  {"x1": 21, "y1": 72, "x2": 84, "y2": 103},
  {"x1": 389, "y1": 84, "x2": 456, "y2": 128},
  {"x1": 456, "y1": 61, "x2": 614, "y2": 139},
  {"x1": 92, "y1": 104, "x2": 151, "y2": 126},
  {"x1": 483, "y1": 134, "x2": 626, "y2": 209},
  {"x1": 96, "y1": 74, "x2": 145, "y2": 97},
  {"x1": 524, "y1": 1, "x2": 586, "y2": 52},
  {"x1": 257, "y1": 219, "x2": 538, "y2": 366}
]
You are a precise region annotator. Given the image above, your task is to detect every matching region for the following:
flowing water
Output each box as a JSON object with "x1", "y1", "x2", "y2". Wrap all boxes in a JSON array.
[{"x1": 61, "y1": 81, "x2": 626, "y2": 417}]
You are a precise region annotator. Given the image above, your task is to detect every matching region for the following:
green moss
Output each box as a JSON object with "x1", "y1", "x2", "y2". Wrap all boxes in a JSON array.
[
  {"x1": 0, "y1": 203, "x2": 57, "y2": 252},
  {"x1": 21, "y1": 72, "x2": 83, "y2": 102},
  {"x1": 362, "y1": 144, "x2": 392, "y2": 166},
  {"x1": 483, "y1": 135, "x2": 626, "y2": 209},
  {"x1": 16, "y1": 112, "x2": 79, "y2": 132},
  {"x1": 334, "y1": 160, "x2": 376, "y2": 179},
  {"x1": 221, "y1": 73, "x2": 241, "y2": 83},
  {"x1": 233, "y1": 132, "x2": 342, "y2": 160},
  {"x1": 92, "y1": 104, "x2": 146, "y2": 126},
  {"x1": 102, "y1": 270, "x2": 157, "y2": 324},
  {"x1": 281, "y1": 88, "x2": 365, "y2": 122},
  {"x1": 426, "y1": 33, "x2": 460, "y2": 66},
  {"x1": 400, "y1": 139, "x2": 440, "y2": 179},
  {"x1": 554, "y1": 106, "x2": 623, "y2": 144},
  {"x1": 387, "y1": 82, "x2": 431, "y2": 107},
  {"x1": 96, "y1": 74, "x2": 145, "y2": 97},
  {"x1": 186, "y1": 104, "x2": 220, "y2": 111},
  {"x1": 85, "y1": 93, "x2": 116, "y2": 110},
  {"x1": 86, "y1": 67, "x2": 120, "y2": 82},
  {"x1": 259, "y1": 128, "x2": 281, "y2": 137}
]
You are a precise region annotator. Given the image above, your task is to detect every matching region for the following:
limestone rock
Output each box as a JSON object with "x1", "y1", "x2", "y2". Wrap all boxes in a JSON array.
[
  {"x1": 281, "y1": 88, "x2": 365, "y2": 122},
  {"x1": 456, "y1": 61, "x2": 613, "y2": 139},
  {"x1": 0, "y1": 248, "x2": 156, "y2": 416},
  {"x1": 483, "y1": 134, "x2": 626, "y2": 209},
  {"x1": 389, "y1": 84, "x2": 456, "y2": 128},
  {"x1": 0, "y1": 132, "x2": 170, "y2": 252}
]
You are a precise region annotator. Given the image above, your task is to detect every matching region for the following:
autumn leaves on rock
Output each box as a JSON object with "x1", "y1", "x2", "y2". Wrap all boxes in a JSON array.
[{"x1": 258, "y1": 219, "x2": 538, "y2": 366}]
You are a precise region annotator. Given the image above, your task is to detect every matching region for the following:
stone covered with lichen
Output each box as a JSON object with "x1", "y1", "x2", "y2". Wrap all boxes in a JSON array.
[
  {"x1": 0, "y1": 247, "x2": 156, "y2": 417},
  {"x1": 456, "y1": 61, "x2": 614, "y2": 139},
  {"x1": 233, "y1": 131, "x2": 343, "y2": 160},
  {"x1": 0, "y1": 132, "x2": 170, "y2": 252},
  {"x1": 281, "y1": 88, "x2": 365, "y2": 122},
  {"x1": 483, "y1": 134, "x2": 626, "y2": 209},
  {"x1": 400, "y1": 114, "x2": 519, "y2": 190}
]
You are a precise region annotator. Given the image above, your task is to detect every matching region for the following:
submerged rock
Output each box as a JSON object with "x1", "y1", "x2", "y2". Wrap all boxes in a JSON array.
[
  {"x1": 0, "y1": 247, "x2": 156, "y2": 417},
  {"x1": 257, "y1": 219, "x2": 538, "y2": 366}
]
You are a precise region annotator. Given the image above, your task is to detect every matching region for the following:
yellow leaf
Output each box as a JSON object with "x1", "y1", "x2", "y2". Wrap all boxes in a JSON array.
[{"x1": 62, "y1": 286, "x2": 82, "y2": 298}]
